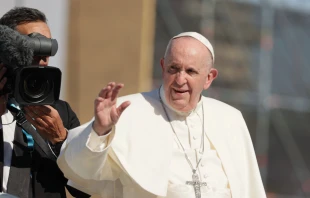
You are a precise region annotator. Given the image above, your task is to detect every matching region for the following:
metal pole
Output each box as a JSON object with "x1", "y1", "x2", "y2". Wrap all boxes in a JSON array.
[{"x1": 255, "y1": 1, "x2": 274, "y2": 186}]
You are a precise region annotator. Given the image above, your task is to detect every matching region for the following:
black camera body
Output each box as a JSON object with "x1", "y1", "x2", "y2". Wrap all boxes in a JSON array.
[
  {"x1": 1, "y1": 30, "x2": 62, "y2": 105},
  {"x1": 5, "y1": 66, "x2": 61, "y2": 105}
]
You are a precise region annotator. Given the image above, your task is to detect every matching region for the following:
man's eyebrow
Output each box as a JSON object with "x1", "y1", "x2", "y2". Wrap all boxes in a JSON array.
[
  {"x1": 166, "y1": 61, "x2": 179, "y2": 66},
  {"x1": 186, "y1": 67, "x2": 198, "y2": 71}
]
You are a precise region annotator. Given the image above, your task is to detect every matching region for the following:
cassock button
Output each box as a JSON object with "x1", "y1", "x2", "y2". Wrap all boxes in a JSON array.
[
  {"x1": 193, "y1": 136, "x2": 197, "y2": 140},
  {"x1": 201, "y1": 163, "x2": 204, "y2": 167},
  {"x1": 204, "y1": 174, "x2": 208, "y2": 179}
]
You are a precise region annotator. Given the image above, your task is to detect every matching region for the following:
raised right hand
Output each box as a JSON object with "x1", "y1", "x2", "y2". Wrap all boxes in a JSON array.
[
  {"x1": 0, "y1": 64, "x2": 7, "y2": 116},
  {"x1": 92, "y1": 82, "x2": 131, "y2": 136}
]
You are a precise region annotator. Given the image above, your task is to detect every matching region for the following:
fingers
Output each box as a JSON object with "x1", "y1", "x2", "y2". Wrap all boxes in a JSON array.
[
  {"x1": 24, "y1": 113, "x2": 48, "y2": 140},
  {"x1": 24, "y1": 113, "x2": 35, "y2": 125},
  {"x1": 0, "y1": 64, "x2": 4, "y2": 71},
  {"x1": 28, "y1": 105, "x2": 52, "y2": 115},
  {"x1": 111, "y1": 84, "x2": 124, "y2": 101},
  {"x1": 117, "y1": 101, "x2": 131, "y2": 115},
  {"x1": 106, "y1": 82, "x2": 116, "y2": 98},
  {"x1": 0, "y1": 78, "x2": 7, "y2": 90},
  {"x1": 98, "y1": 82, "x2": 124, "y2": 101},
  {"x1": 98, "y1": 82, "x2": 115, "y2": 98},
  {"x1": 0, "y1": 66, "x2": 7, "y2": 91},
  {"x1": 0, "y1": 66, "x2": 6, "y2": 77},
  {"x1": 24, "y1": 106, "x2": 41, "y2": 119},
  {"x1": 24, "y1": 109, "x2": 49, "y2": 128},
  {"x1": 110, "y1": 101, "x2": 131, "y2": 124},
  {"x1": 94, "y1": 97, "x2": 105, "y2": 107},
  {"x1": 24, "y1": 106, "x2": 40, "y2": 116},
  {"x1": 23, "y1": 105, "x2": 54, "y2": 125}
]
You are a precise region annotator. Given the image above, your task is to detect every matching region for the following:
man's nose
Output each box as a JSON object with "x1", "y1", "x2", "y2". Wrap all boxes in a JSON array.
[
  {"x1": 39, "y1": 57, "x2": 49, "y2": 66},
  {"x1": 175, "y1": 71, "x2": 187, "y2": 85}
]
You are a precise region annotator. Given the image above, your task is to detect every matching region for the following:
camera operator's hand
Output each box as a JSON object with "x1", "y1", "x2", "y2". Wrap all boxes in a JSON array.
[
  {"x1": 24, "y1": 105, "x2": 67, "y2": 144},
  {"x1": 0, "y1": 64, "x2": 8, "y2": 116}
]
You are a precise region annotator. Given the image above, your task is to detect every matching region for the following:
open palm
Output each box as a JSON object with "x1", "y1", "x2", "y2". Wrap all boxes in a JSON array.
[{"x1": 93, "y1": 82, "x2": 131, "y2": 135}]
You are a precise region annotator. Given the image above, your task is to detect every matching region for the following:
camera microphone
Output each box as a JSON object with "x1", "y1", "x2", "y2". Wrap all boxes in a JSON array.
[{"x1": 0, "y1": 24, "x2": 34, "y2": 66}]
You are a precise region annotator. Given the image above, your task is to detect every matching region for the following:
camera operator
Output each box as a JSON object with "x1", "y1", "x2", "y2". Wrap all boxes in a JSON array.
[{"x1": 0, "y1": 7, "x2": 90, "y2": 198}]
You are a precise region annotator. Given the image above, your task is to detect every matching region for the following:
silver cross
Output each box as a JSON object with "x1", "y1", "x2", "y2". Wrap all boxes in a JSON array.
[{"x1": 186, "y1": 171, "x2": 207, "y2": 198}]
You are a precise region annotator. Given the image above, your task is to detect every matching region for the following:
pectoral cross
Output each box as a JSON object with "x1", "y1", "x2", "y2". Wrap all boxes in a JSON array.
[{"x1": 186, "y1": 171, "x2": 207, "y2": 198}]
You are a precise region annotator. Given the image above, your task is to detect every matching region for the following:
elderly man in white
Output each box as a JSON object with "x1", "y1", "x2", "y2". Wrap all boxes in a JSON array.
[{"x1": 57, "y1": 32, "x2": 266, "y2": 198}]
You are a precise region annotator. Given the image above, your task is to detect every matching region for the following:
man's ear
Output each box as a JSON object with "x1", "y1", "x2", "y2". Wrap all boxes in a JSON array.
[
  {"x1": 160, "y1": 58, "x2": 166, "y2": 78},
  {"x1": 203, "y1": 68, "x2": 218, "y2": 90},
  {"x1": 160, "y1": 58, "x2": 165, "y2": 72}
]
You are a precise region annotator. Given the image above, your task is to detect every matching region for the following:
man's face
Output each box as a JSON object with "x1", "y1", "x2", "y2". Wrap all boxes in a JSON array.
[
  {"x1": 160, "y1": 37, "x2": 218, "y2": 112},
  {"x1": 15, "y1": 21, "x2": 51, "y2": 66}
]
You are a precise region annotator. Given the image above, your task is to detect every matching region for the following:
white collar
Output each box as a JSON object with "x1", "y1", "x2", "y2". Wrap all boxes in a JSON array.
[{"x1": 159, "y1": 86, "x2": 203, "y2": 117}]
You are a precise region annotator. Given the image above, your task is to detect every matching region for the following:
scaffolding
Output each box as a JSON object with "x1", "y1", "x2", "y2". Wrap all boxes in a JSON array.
[{"x1": 155, "y1": 0, "x2": 310, "y2": 197}]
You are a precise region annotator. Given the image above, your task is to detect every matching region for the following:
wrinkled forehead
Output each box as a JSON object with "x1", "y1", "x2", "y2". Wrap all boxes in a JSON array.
[
  {"x1": 165, "y1": 37, "x2": 213, "y2": 66},
  {"x1": 163, "y1": 39, "x2": 212, "y2": 71}
]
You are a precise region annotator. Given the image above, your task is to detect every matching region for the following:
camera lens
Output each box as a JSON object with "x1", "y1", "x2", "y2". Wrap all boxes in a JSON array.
[
  {"x1": 23, "y1": 73, "x2": 51, "y2": 102},
  {"x1": 24, "y1": 77, "x2": 46, "y2": 97}
]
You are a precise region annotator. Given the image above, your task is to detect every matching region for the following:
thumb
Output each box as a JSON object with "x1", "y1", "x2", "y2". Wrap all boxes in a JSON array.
[{"x1": 117, "y1": 101, "x2": 131, "y2": 116}]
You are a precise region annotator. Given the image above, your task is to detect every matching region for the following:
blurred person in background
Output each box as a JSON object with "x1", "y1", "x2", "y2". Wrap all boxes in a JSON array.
[
  {"x1": 58, "y1": 32, "x2": 266, "y2": 198},
  {"x1": 0, "y1": 7, "x2": 89, "y2": 198}
]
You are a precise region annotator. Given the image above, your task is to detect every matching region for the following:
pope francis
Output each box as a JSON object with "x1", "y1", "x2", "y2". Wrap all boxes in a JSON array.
[{"x1": 57, "y1": 32, "x2": 266, "y2": 198}]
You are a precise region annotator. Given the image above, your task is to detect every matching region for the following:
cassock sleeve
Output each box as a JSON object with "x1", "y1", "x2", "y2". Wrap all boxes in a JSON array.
[
  {"x1": 87, "y1": 129, "x2": 112, "y2": 151},
  {"x1": 237, "y1": 112, "x2": 266, "y2": 197},
  {"x1": 57, "y1": 121, "x2": 122, "y2": 195}
]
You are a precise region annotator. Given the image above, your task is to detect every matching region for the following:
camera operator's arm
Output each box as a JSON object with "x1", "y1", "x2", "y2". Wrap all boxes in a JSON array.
[
  {"x1": 0, "y1": 64, "x2": 7, "y2": 116},
  {"x1": 24, "y1": 105, "x2": 67, "y2": 144}
]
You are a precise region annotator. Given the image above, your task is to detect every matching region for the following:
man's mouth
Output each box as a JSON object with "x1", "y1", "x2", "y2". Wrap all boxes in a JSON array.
[{"x1": 173, "y1": 88, "x2": 189, "y2": 94}]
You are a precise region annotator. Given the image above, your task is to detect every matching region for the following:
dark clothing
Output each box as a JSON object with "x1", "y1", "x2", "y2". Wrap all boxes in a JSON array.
[{"x1": 2, "y1": 100, "x2": 90, "y2": 198}]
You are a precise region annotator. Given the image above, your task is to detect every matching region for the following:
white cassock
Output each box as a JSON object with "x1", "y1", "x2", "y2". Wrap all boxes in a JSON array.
[{"x1": 57, "y1": 87, "x2": 266, "y2": 198}]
